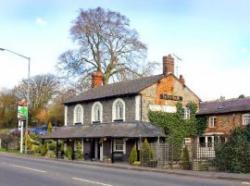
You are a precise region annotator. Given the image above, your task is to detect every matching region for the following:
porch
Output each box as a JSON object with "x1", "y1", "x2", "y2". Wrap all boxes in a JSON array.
[{"x1": 40, "y1": 121, "x2": 165, "y2": 163}]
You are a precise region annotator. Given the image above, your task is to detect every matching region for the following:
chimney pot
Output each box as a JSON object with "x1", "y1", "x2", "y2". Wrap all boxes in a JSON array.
[
  {"x1": 163, "y1": 54, "x2": 175, "y2": 76},
  {"x1": 179, "y1": 75, "x2": 185, "y2": 85},
  {"x1": 91, "y1": 70, "x2": 103, "y2": 88}
]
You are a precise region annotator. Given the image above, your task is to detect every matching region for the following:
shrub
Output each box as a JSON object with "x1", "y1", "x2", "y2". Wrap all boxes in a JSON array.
[
  {"x1": 215, "y1": 126, "x2": 250, "y2": 173},
  {"x1": 141, "y1": 139, "x2": 153, "y2": 166},
  {"x1": 39, "y1": 144, "x2": 48, "y2": 156},
  {"x1": 65, "y1": 145, "x2": 73, "y2": 160},
  {"x1": 129, "y1": 145, "x2": 137, "y2": 164},
  {"x1": 75, "y1": 142, "x2": 83, "y2": 160},
  {"x1": 47, "y1": 140, "x2": 56, "y2": 151},
  {"x1": 45, "y1": 150, "x2": 56, "y2": 158},
  {"x1": 181, "y1": 146, "x2": 191, "y2": 170}
]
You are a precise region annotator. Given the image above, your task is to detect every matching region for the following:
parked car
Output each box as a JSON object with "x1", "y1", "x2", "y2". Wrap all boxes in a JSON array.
[{"x1": 30, "y1": 125, "x2": 47, "y2": 135}]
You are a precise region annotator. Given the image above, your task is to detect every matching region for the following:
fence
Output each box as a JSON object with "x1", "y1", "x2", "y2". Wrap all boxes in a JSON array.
[{"x1": 140, "y1": 139, "x2": 218, "y2": 171}]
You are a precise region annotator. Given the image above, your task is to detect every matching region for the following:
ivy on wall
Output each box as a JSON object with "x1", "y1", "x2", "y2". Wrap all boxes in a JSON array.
[{"x1": 148, "y1": 101, "x2": 207, "y2": 146}]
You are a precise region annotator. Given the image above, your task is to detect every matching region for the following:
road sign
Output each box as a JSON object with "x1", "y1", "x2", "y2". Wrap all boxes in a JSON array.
[{"x1": 18, "y1": 106, "x2": 28, "y2": 120}]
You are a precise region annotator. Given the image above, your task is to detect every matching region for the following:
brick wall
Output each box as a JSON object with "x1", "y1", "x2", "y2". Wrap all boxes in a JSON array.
[{"x1": 204, "y1": 113, "x2": 245, "y2": 135}]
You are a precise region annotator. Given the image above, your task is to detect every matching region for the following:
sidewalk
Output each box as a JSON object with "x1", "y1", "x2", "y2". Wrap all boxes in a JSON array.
[{"x1": 2, "y1": 152, "x2": 250, "y2": 182}]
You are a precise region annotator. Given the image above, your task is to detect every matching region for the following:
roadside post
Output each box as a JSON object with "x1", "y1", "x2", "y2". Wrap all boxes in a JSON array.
[{"x1": 18, "y1": 99, "x2": 28, "y2": 154}]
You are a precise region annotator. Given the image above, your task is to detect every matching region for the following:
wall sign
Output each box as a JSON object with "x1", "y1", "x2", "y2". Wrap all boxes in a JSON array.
[
  {"x1": 160, "y1": 94, "x2": 183, "y2": 101},
  {"x1": 149, "y1": 105, "x2": 177, "y2": 113}
]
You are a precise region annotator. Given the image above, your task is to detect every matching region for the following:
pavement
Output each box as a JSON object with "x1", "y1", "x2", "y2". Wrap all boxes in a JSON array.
[{"x1": 0, "y1": 152, "x2": 249, "y2": 186}]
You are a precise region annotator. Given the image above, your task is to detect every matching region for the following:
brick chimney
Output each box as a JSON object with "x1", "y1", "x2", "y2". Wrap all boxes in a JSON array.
[
  {"x1": 91, "y1": 70, "x2": 103, "y2": 88},
  {"x1": 163, "y1": 54, "x2": 174, "y2": 76},
  {"x1": 179, "y1": 75, "x2": 185, "y2": 86}
]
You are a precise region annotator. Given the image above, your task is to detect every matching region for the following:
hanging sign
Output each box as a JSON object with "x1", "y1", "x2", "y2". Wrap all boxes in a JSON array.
[{"x1": 18, "y1": 106, "x2": 28, "y2": 120}]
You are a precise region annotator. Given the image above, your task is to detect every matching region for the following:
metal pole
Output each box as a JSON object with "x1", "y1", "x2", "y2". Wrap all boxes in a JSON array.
[
  {"x1": 25, "y1": 57, "x2": 30, "y2": 154},
  {"x1": 20, "y1": 120, "x2": 24, "y2": 153}
]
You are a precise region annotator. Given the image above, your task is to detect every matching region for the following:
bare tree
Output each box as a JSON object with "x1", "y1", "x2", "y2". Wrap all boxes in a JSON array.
[
  {"x1": 14, "y1": 74, "x2": 59, "y2": 125},
  {"x1": 58, "y1": 7, "x2": 148, "y2": 85}
]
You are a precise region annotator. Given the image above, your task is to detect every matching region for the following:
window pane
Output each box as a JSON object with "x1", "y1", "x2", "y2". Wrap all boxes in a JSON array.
[
  {"x1": 199, "y1": 137, "x2": 205, "y2": 147},
  {"x1": 115, "y1": 101, "x2": 124, "y2": 120},
  {"x1": 115, "y1": 139, "x2": 124, "y2": 151},
  {"x1": 75, "y1": 106, "x2": 83, "y2": 123},
  {"x1": 208, "y1": 137, "x2": 212, "y2": 147},
  {"x1": 94, "y1": 105, "x2": 100, "y2": 121},
  {"x1": 243, "y1": 114, "x2": 250, "y2": 125}
]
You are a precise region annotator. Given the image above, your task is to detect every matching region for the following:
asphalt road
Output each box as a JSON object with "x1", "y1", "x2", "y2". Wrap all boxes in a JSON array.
[{"x1": 0, "y1": 153, "x2": 245, "y2": 186}]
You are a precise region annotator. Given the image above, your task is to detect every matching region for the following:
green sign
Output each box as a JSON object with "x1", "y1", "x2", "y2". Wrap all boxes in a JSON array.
[{"x1": 18, "y1": 106, "x2": 28, "y2": 119}]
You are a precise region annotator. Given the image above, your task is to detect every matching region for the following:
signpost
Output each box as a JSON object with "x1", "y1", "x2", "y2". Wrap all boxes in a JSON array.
[{"x1": 17, "y1": 99, "x2": 28, "y2": 153}]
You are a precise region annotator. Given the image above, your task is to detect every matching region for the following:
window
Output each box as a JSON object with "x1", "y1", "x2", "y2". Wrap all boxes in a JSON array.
[
  {"x1": 74, "y1": 104, "x2": 83, "y2": 125},
  {"x1": 242, "y1": 114, "x2": 250, "y2": 126},
  {"x1": 114, "y1": 139, "x2": 125, "y2": 153},
  {"x1": 207, "y1": 136, "x2": 213, "y2": 147},
  {"x1": 92, "y1": 102, "x2": 103, "y2": 123},
  {"x1": 199, "y1": 137, "x2": 205, "y2": 147},
  {"x1": 209, "y1": 116, "x2": 216, "y2": 128},
  {"x1": 183, "y1": 107, "x2": 191, "y2": 119},
  {"x1": 112, "y1": 98, "x2": 125, "y2": 121}
]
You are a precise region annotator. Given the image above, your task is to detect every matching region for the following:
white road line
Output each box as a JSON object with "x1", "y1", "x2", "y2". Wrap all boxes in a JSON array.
[
  {"x1": 242, "y1": 182, "x2": 250, "y2": 185},
  {"x1": 72, "y1": 177, "x2": 112, "y2": 186},
  {"x1": 10, "y1": 164, "x2": 47, "y2": 173}
]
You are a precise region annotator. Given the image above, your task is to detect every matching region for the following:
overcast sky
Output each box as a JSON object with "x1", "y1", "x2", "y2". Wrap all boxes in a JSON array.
[{"x1": 0, "y1": 0, "x2": 250, "y2": 101}]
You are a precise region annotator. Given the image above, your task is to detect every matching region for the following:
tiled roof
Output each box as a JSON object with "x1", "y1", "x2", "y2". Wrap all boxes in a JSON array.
[
  {"x1": 197, "y1": 97, "x2": 250, "y2": 115},
  {"x1": 65, "y1": 74, "x2": 163, "y2": 104},
  {"x1": 41, "y1": 121, "x2": 165, "y2": 139}
]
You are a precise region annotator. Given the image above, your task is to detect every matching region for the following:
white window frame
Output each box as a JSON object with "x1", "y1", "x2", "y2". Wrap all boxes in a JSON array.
[
  {"x1": 73, "y1": 104, "x2": 84, "y2": 125},
  {"x1": 91, "y1": 101, "x2": 103, "y2": 123},
  {"x1": 64, "y1": 106, "x2": 68, "y2": 126},
  {"x1": 242, "y1": 113, "x2": 250, "y2": 126},
  {"x1": 112, "y1": 98, "x2": 126, "y2": 121},
  {"x1": 208, "y1": 116, "x2": 216, "y2": 128},
  {"x1": 114, "y1": 139, "x2": 126, "y2": 154},
  {"x1": 135, "y1": 95, "x2": 141, "y2": 120},
  {"x1": 183, "y1": 107, "x2": 191, "y2": 120}
]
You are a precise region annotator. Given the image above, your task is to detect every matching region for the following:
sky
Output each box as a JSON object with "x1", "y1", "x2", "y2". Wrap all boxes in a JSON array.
[{"x1": 0, "y1": 0, "x2": 250, "y2": 101}]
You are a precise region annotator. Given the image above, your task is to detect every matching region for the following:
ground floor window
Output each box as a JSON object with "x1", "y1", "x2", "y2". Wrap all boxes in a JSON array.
[
  {"x1": 114, "y1": 139, "x2": 126, "y2": 153},
  {"x1": 199, "y1": 135, "x2": 226, "y2": 148}
]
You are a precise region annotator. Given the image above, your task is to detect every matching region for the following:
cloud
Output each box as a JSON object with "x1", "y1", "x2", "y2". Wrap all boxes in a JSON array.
[{"x1": 35, "y1": 17, "x2": 47, "y2": 26}]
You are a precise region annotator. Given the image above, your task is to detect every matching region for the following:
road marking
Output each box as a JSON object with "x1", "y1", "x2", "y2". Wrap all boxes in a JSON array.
[
  {"x1": 72, "y1": 177, "x2": 112, "y2": 186},
  {"x1": 242, "y1": 182, "x2": 250, "y2": 185},
  {"x1": 10, "y1": 164, "x2": 47, "y2": 173}
]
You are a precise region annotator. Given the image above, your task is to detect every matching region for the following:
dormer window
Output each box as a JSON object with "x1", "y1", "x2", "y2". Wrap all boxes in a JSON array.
[
  {"x1": 92, "y1": 102, "x2": 103, "y2": 123},
  {"x1": 112, "y1": 98, "x2": 125, "y2": 122},
  {"x1": 73, "y1": 104, "x2": 84, "y2": 125},
  {"x1": 242, "y1": 113, "x2": 250, "y2": 126}
]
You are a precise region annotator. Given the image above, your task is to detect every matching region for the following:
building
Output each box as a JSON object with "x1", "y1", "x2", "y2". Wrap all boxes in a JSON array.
[
  {"x1": 195, "y1": 97, "x2": 250, "y2": 158},
  {"x1": 42, "y1": 54, "x2": 200, "y2": 162}
]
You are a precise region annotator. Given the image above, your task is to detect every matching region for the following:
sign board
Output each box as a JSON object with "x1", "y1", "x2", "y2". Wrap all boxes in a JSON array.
[
  {"x1": 18, "y1": 106, "x2": 28, "y2": 120},
  {"x1": 160, "y1": 94, "x2": 183, "y2": 101},
  {"x1": 149, "y1": 104, "x2": 177, "y2": 113}
]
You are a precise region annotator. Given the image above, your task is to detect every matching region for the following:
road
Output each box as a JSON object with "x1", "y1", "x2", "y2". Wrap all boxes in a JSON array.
[{"x1": 0, "y1": 153, "x2": 245, "y2": 186}]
